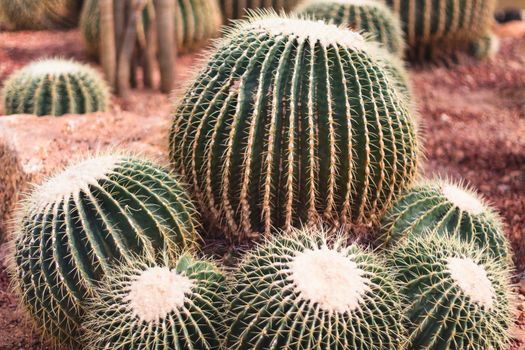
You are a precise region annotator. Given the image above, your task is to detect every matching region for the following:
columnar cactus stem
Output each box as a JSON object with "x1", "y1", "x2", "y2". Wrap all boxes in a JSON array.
[
  {"x1": 379, "y1": 179, "x2": 510, "y2": 259},
  {"x1": 220, "y1": 0, "x2": 301, "y2": 19},
  {"x1": 387, "y1": 233, "x2": 515, "y2": 349},
  {"x1": 10, "y1": 155, "x2": 200, "y2": 348},
  {"x1": 170, "y1": 13, "x2": 419, "y2": 240},
  {"x1": 226, "y1": 227, "x2": 406, "y2": 349},
  {"x1": 2, "y1": 59, "x2": 110, "y2": 117},
  {"x1": 83, "y1": 253, "x2": 227, "y2": 350},
  {"x1": 295, "y1": 0, "x2": 405, "y2": 57}
]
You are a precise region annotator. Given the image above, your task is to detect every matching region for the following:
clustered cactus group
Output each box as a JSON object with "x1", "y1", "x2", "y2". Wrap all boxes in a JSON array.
[{"x1": 5, "y1": 4, "x2": 516, "y2": 350}]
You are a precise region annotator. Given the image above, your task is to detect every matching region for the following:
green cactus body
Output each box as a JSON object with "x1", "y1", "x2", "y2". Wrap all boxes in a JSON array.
[
  {"x1": 295, "y1": 0, "x2": 405, "y2": 57},
  {"x1": 80, "y1": 0, "x2": 223, "y2": 58},
  {"x1": 383, "y1": 0, "x2": 497, "y2": 60},
  {"x1": 380, "y1": 180, "x2": 510, "y2": 259},
  {"x1": 0, "y1": 0, "x2": 79, "y2": 30},
  {"x1": 388, "y1": 233, "x2": 514, "y2": 349},
  {"x1": 83, "y1": 253, "x2": 227, "y2": 350},
  {"x1": 11, "y1": 155, "x2": 199, "y2": 348},
  {"x1": 2, "y1": 59, "x2": 109, "y2": 117},
  {"x1": 170, "y1": 14, "x2": 419, "y2": 240},
  {"x1": 226, "y1": 227, "x2": 405, "y2": 349},
  {"x1": 469, "y1": 32, "x2": 500, "y2": 60},
  {"x1": 220, "y1": 0, "x2": 301, "y2": 19}
]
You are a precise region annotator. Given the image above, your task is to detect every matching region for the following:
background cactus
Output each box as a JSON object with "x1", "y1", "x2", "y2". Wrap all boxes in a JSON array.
[
  {"x1": 80, "y1": 0, "x2": 223, "y2": 58},
  {"x1": 220, "y1": 0, "x2": 301, "y2": 19},
  {"x1": 10, "y1": 155, "x2": 200, "y2": 348},
  {"x1": 295, "y1": 0, "x2": 405, "y2": 57},
  {"x1": 379, "y1": 179, "x2": 510, "y2": 259},
  {"x1": 226, "y1": 227, "x2": 405, "y2": 349},
  {"x1": 84, "y1": 253, "x2": 227, "y2": 350},
  {"x1": 382, "y1": 0, "x2": 497, "y2": 60},
  {"x1": 0, "y1": 0, "x2": 80, "y2": 30},
  {"x1": 170, "y1": 14, "x2": 419, "y2": 240},
  {"x1": 387, "y1": 233, "x2": 514, "y2": 349},
  {"x1": 2, "y1": 59, "x2": 109, "y2": 117},
  {"x1": 469, "y1": 32, "x2": 500, "y2": 60}
]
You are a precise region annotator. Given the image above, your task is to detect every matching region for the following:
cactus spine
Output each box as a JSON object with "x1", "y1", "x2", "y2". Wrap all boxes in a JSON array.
[
  {"x1": 2, "y1": 59, "x2": 109, "y2": 117},
  {"x1": 83, "y1": 253, "x2": 227, "y2": 350},
  {"x1": 11, "y1": 155, "x2": 199, "y2": 348},
  {"x1": 80, "y1": 0, "x2": 223, "y2": 57},
  {"x1": 220, "y1": 0, "x2": 301, "y2": 19},
  {"x1": 296, "y1": 0, "x2": 405, "y2": 57},
  {"x1": 387, "y1": 233, "x2": 514, "y2": 349},
  {"x1": 226, "y1": 227, "x2": 405, "y2": 349},
  {"x1": 380, "y1": 179, "x2": 510, "y2": 259},
  {"x1": 383, "y1": 0, "x2": 497, "y2": 60},
  {"x1": 170, "y1": 14, "x2": 419, "y2": 240}
]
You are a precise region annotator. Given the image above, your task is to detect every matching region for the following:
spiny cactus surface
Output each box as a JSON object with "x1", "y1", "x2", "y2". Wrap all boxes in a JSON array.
[
  {"x1": 0, "y1": 0, "x2": 79, "y2": 30},
  {"x1": 80, "y1": 0, "x2": 223, "y2": 57},
  {"x1": 2, "y1": 59, "x2": 109, "y2": 117},
  {"x1": 11, "y1": 155, "x2": 199, "y2": 348},
  {"x1": 220, "y1": 0, "x2": 301, "y2": 19},
  {"x1": 388, "y1": 233, "x2": 514, "y2": 349},
  {"x1": 380, "y1": 179, "x2": 510, "y2": 259},
  {"x1": 226, "y1": 227, "x2": 405, "y2": 349},
  {"x1": 296, "y1": 0, "x2": 405, "y2": 57},
  {"x1": 170, "y1": 13, "x2": 419, "y2": 240},
  {"x1": 383, "y1": 0, "x2": 497, "y2": 60},
  {"x1": 84, "y1": 253, "x2": 227, "y2": 350}
]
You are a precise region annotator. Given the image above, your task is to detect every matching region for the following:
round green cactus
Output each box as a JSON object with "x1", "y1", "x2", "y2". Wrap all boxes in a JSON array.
[
  {"x1": 379, "y1": 179, "x2": 510, "y2": 259},
  {"x1": 383, "y1": 0, "x2": 497, "y2": 61},
  {"x1": 0, "y1": 0, "x2": 80, "y2": 30},
  {"x1": 220, "y1": 0, "x2": 301, "y2": 19},
  {"x1": 83, "y1": 253, "x2": 227, "y2": 350},
  {"x1": 10, "y1": 155, "x2": 200, "y2": 348},
  {"x1": 387, "y1": 233, "x2": 515, "y2": 349},
  {"x1": 295, "y1": 0, "x2": 405, "y2": 57},
  {"x1": 2, "y1": 59, "x2": 109, "y2": 117},
  {"x1": 170, "y1": 13, "x2": 419, "y2": 240},
  {"x1": 469, "y1": 32, "x2": 500, "y2": 60},
  {"x1": 226, "y1": 227, "x2": 406, "y2": 349},
  {"x1": 80, "y1": 0, "x2": 223, "y2": 58}
]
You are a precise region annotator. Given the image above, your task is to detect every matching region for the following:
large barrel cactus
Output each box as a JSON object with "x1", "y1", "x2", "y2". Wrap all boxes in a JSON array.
[
  {"x1": 226, "y1": 227, "x2": 405, "y2": 349},
  {"x1": 84, "y1": 253, "x2": 227, "y2": 350},
  {"x1": 10, "y1": 155, "x2": 199, "y2": 348},
  {"x1": 379, "y1": 179, "x2": 510, "y2": 259},
  {"x1": 295, "y1": 0, "x2": 405, "y2": 57},
  {"x1": 383, "y1": 0, "x2": 497, "y2": 60},
  {"x1": 2, "y1": 59, "x2": 109, "y2": 117},
  {"x1": 220, "y1": 0, "x2": 301, "y2": 19},
  {"x1": 80, "y1": 0, "x2": 223, "y2": 58},
  {"x1": 0, "y1": 0, "x2": 80, "y2": 30},
  {"x1": 388, "y1": 233, "x2": 514, "y2": 349},
  {"x1": 170, "y1": 14, "x2": 419, "y2": 240}
]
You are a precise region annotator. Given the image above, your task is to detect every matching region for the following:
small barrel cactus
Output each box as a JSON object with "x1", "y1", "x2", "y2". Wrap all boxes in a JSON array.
[
  {"x1": 80, "y1": 0, "x2": 223, "y2": 57},
  {"x1": 170, "y1": 13, "x2": 419, "y2": 240},
  {"x1": 220, "y1": 0, "x2": 301, "y2": 19},
  {"x1": 379, "y1": 179, "x2": 510, "y2": 259},
  {"x1": 10, "y1": 155, "x2": 200, "y2": 348},
  {"x1": 226, "y1": 227, "x2": 405, "y2": 349},
  {"x1": 83, "y1": 253, "x2": 227, "y2": 350},
  {"x1": 2, "y1": 59, "x2": 109, "y2": 117},
  {"x1": 0, "y1": 0, "x2": 79, "y2": 30},
  {"x1": 387, "y1": 233, "x2": 515, "y2": 349},
  {"x1": 383, "y1": 0, "x2": 497, "y2": 61},
  {"x1": 295, "y1": 0, "x2": 405, "y2": 57},
  {"x1": 469, "y1": 32, "x2": 500, "y2": 60}
]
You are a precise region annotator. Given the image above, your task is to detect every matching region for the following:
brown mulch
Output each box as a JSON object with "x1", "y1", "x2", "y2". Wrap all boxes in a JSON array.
[{"x1": 0, "y1": 27, "x2": 523, "y2": 349}]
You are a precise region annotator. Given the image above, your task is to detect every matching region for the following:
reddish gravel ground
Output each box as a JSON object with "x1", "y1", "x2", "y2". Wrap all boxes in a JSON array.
[{"x1": 0, "y1": 28, "x2": 524, "y2": 349}]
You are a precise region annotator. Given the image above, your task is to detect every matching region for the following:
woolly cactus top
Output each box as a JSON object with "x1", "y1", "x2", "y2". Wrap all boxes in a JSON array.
[
  {"x1": 24, "y1": 59, "x2": 89, "y2": 76},
  {"x1": 237, "y1": 14, "x2": 367, "y2": 49},
  {"x1": 125, "y1": 266, "x2": 195, "y2": 323},
  {"x1": 441, "y1": 183, "x2": 485, "y2": 215},
  {"x1": 31, "y1": 155, "x2": 120, "y2": 206},
  {"x1": 288, "y1": 247, "x2": 370, "y2": 313},
  {"x1": 446, "y1": 257, "x2": 495, "y2": 309}
]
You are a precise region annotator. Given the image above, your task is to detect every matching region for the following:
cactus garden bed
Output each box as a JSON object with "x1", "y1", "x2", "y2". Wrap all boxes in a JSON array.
[{"x1": 0, "y1": 23, "x2": 524, "y2": 350}]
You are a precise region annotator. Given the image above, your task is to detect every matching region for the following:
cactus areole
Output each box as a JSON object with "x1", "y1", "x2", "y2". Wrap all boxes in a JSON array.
[{"x1": 170, "y1": 14, "x2": 419, "y2": 240}]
